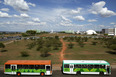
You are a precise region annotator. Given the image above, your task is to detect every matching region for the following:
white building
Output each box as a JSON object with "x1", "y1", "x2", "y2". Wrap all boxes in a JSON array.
[
  {"x1": 86, "y1": 30, "x2": 97, "y2": 35},
  {"x1": 102, "y1": 28, "x2": 116, "y2": 36}
]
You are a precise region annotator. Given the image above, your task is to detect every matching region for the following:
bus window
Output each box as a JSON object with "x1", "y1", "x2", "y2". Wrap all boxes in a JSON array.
[
  {"x1": 74, "y1": 64, "x2": 81, "y2": 68},
  {"x1": 39, "y1": 65, "x2": 45, "y2": 69},
  {"x1": 46, "y1": 66, "x2": 50, "y2": 71},
  {"x1": 23, "y1": 65, "x2": 29, "y2": 69},
  {"x1": 17, "y1": 65, "x2": 22, "y2": 69},
  {"x1": 5, "y1": 65, "x2": 10, "y2": 69},
  {"x1": 88, "y1": 65, "x2": 93, "y2": 68},
  {"x1": 81, "y1": 65, "x2": 87, "y2": 68},
  {"x1": 35, "y1": 65, "x2": 39, "y2": 69},
  {"x1": 94, "y1": 65, "x2": 99, "y2": 68},
  {"x1": 100, "y1": 65, "x2": 105, "y2": 69},
  {"x1": 29, "y1": 65, "x2": 35, "y2": 69},
  {"x1": 64, "y1": 64, "x2": 69, "y2": 68}
]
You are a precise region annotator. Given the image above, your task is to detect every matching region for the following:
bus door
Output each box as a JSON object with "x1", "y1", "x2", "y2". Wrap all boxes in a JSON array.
[
  {"x1": 11, "y1": 65, "x2": 17, "y2": 74},
  {"x1": 46, "y1": 65, "x2": 51, "y2": 75},
  {"x1": 107, "y1": 66, "x2": 110, "y2": 74},
  {"x1": 69, "y1": 64, "x2": 74, "y2": 73}
]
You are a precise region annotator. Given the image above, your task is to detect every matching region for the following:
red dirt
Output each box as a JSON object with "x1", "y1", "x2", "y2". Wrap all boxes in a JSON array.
[{"x1": 60, "y1": 38, "x2": 67, "y2": 61}]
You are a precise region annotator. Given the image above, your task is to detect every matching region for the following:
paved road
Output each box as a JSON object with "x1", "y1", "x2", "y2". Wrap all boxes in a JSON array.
[{"x1": 0, "y1": 69, "x2": 116, "y2": 77}]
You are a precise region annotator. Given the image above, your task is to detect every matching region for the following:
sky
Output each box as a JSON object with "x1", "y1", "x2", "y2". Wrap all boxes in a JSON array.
[{"x1": 0, "y1": 0, "x2": 116, "y2": 32}]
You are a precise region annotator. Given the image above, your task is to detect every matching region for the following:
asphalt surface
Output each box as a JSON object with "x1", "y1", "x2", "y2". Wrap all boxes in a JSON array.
[{"x1": 0, "y1": 69, "x2": 116, "y2": 77}]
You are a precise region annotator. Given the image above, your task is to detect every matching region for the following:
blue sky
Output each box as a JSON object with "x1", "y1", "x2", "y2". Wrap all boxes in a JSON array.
[{"x1": 0, "y1": 0, "x2": 116, "y2": 32}]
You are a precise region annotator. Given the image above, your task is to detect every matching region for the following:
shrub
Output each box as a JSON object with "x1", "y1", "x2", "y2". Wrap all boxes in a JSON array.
[
  {"x1": 68, "y1": 43, "x2": 74, "y2": 49},
  {"x1": 92, "y1": 41, "x2": 97, "y2": 45},
  {"x1": 78, "y1": 41, "x2": 85, "y2": 47},
  {"x1": 20, "y1": 51, "x2": 29, "y2": 57}
]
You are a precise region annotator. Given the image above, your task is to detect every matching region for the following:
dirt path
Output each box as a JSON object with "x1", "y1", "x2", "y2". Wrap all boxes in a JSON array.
[
  {"x1": 60, "y1": 38, "x2": 67, "y2": 61},
  {"x1": 3, "y1": 41, "x2": 14, "y2": 45}
]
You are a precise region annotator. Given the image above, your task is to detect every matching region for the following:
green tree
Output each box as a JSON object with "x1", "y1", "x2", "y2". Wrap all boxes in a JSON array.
[
  {"x1": 53, "y1": 44, "x2": 59, "y2": 50},
  {"x1": 110, "y1": 44, "x2": 116, "y2": 50},
  {"x1": 40, "y1": 47, "x2": 50, "y2": 57},
  {"x1": 20, "y1": 51, "x2": 29, "y2": 57},
  {"x1": 26, "y1": 30, "x2": 36, "y2": 36},
  {"x1": 68, "y1": 42, "x2": 74, "y2": 49},
  {"x1": 92, "y1": 41, "x2": 98, "y2": 45},
  {"x1": 0, "y1": 43, "x2": 5, "y2": 52},
  {"x1": 78, "y1": 41, "x2": 85, "y2": 47},
  {"x1": 22, "y1": 33, "x2": 28, "y2": 37}
]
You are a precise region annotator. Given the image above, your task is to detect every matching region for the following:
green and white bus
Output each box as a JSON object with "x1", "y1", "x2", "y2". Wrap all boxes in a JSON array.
[
  {"x1": 4, "y1": 60, "x2": 52, "y2": 76},
  {"x1": 62, "y1": 60, "x2": 111, "y2": 75}
]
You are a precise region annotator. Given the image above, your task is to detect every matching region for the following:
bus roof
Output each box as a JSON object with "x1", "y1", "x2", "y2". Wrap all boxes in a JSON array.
[
  {"x1": 5, "y1": 60, "x2": 51, "y2": 65},
  {"x1": 63, "y1": 60, "x2": 110, "y2": 65}
]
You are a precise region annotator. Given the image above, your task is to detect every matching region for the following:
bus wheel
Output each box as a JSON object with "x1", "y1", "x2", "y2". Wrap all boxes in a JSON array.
[
  {"x1": 40, "y1": 72, "x2": 45, "y2": 76},
  {"x1": 100, "y1": 72, "x2": 104, "y2": 75},
  {"x1": 76, "y1": 71, "x2": 81, "y2": 75},
  {"x1": 17, "y1": 72, "x2": 21, "y2": 76}
]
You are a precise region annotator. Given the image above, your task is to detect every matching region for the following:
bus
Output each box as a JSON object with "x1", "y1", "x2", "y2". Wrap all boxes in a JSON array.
[
  {"x1": 4, "y1": 60, "x2": 52, "y2": 76},
  {"x1": 62, "y1": 60, "x2": 111, "y2": 75}
]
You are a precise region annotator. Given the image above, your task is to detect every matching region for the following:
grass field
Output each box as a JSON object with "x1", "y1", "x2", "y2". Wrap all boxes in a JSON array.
[
  {"x1": 0, "y1": 39, "x2": 61, "y2": 65},
  {"x1": 0, "y1": 33, "x2": 116, "y2": 65},
  {"x1": 64, "y1": 38, "x2": 116, "y2": 64}
]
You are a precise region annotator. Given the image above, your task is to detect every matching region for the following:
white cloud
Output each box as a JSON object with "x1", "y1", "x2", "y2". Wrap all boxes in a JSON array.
[
  {"x1": 0, "y1": 1, "x2": 2, "y2": 3},
  {"x1": 28, "y1": 2, "x2": 36, "y2": 7},
  {"x1": 110, "y1": 22, "x2": 115, "y2": 25},
  {"x1": 0, "y1": 8, "x2": 9, "y2": 12},
  {"x1": 20, "y1": 13, "x2": 29, "y2": 17},
  {"x1": 114, "y1": 25, "x2": 116, "y2": 27},
  {"x1": 32, "y1": 18, "x2": 40, "y2": 22},
  {"x1": 13, "y1": 14, "x2": 19, "y2": 17},
  {"x1": 4, "y1": 0, "x2": 29, "y2": 12},
  {"x1": 71, "y1": 8, "x2": 82, "y2": 14},
  {"x1": 13, "y1": 14, "x2": 29, "y2": 18},
  {"x1": 0, "y1": 11, "x2": 11, "y2": 17},
  {"x1": 61, "y1": 15, "x2": 71, "y2": 22},
  {"x1": 88, "y1": 19, "x2": 97, "y2": 22},
  {"x1": 90, "y1": 1, "x2": 116, "y2": 17},
  {"x1": 73, "y1": 16, "x2": 85, "y2": 21}
]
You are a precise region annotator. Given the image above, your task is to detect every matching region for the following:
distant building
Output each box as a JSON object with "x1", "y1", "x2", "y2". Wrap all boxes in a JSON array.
[
  {"x1": 65, "y1": 30, "x2": 75, "y2": 34},
  {"x1": 86, "y1": 30, "x2": 97, "y2": 35},
  {"x1": 102, "y1": 28, "x2": 116, "y2": 36}
]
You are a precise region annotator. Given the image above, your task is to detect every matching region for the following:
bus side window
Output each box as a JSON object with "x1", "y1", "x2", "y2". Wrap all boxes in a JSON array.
[
  {"x1": 94, "y1": 65, "x2": 99, "y2": 68},
  {"x1": 81, "y1": 65, "x2": 87, "y2": 68},
  {"x1": 23, "y1": 65, "x2": 29, "y2": 69},
  {"x1": 64, "y1": 64, "x2": 69, "y2": 68},
  {"x1": 100, "y1": 65, "x2": 105, "y2": 69},
  {"x1": 88, "y1": 65, "x2": 93, "y2": 68},
  {"x1": 39, "y1": 65, "x2": 45, "y2": 69},
  {"x1": 17, "y1": 65, "x2": 23, "y2": 69},
  {"x1": 5, "y1": 65, "x2": 10, "y2": 69},
  {"x1": 29, "y1": 65, "x2": 35, "y2": 69},
  {"x1": 35, "y1": 65, "x2": 39, "y2": 69},
  {"x1": 74, "y1": 64, "x2": 81, "y2": 68}
]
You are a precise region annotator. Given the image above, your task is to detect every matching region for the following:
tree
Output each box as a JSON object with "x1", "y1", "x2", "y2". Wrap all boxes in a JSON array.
[
  {"x1": 55, "y1": 36, "x2": 59, "y2": 39},
  {"x1": 20, "y1": 51, "x2": 29, "y2": 57},
  {"x1": 78, "y1": 41, "x2": 85, "y2": 47},
  {"x1": 68, "y1": 42, "x2": 74, "y2": 49},
  {"x1": 110, "y1": 44, "x2": 116, "y2": 50},
  {"x1": 40, "y1": 47, "x2": 50, "y2": 57},
  {"x1": 0, "y1": 43, "x2": 5, "y2": 52},
  {"x1": 22, "y1": 33, "x2": 28, "y2": 37},
  {"x1": 92, "y1": 41, "x2": 98, "y2": 45},
  {"x1": 53, "y1": 44, "x2": 59, "y2": 50},
  {"x1": 26, "y1": 30, "x2": 36, "y2": 36}
]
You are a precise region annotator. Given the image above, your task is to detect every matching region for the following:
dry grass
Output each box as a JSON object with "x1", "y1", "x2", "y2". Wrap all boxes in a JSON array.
[{"x1": 0, "y1": 39, "x2": 61, "y2": 65}]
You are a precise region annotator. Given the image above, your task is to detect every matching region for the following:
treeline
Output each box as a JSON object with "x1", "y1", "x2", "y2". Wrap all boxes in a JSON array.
[{"x1": 22, "y1": 30, "x2": 49, "y2": 37}]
